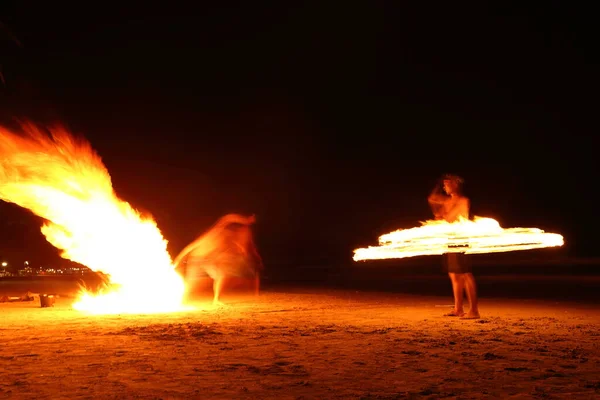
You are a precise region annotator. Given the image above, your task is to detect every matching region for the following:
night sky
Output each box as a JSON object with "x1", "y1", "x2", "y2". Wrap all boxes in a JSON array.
[{"x1": 0, "y1": 3, "x2": 597, "y2": 268}]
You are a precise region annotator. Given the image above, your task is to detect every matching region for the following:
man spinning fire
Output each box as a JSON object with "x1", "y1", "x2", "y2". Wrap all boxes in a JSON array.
[
  {"x1": 428, "y1": 174, "x2": 480, "y2": 319},
  {"x1": 173, "y1": 213, "x2": 263, "y2": 305}
]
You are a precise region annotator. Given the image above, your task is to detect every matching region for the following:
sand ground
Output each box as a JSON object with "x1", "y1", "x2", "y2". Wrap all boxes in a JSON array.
[{"x1": 1, "y1": 288, "x2": 599, "y2": 399}]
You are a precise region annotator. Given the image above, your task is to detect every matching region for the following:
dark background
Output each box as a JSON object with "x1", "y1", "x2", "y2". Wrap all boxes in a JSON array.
[{"x1": 0, "y1": 2, "x2": 598, "y2": 270}]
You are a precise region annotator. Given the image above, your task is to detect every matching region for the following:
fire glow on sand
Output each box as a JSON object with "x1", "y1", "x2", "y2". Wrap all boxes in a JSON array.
[
  {"x1": 353, "y1": 217, "x2": 564, "y2": 261},
  {"x1": 0, "y1": 122, "x2": 190, "y2": 315}
]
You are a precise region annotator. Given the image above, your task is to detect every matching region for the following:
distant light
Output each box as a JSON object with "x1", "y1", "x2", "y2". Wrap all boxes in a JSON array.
[
  {"x1": 1, "y1": 262, "x2": 7, "y2": 267},
  {"x1": 24, "y1": 261, "x2": 29, "y2": 265}
]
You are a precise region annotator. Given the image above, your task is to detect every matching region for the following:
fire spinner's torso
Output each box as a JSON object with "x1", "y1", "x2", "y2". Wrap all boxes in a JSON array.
[{"x1": 442, "y1": 195, "x2": 469, "y2": 223}]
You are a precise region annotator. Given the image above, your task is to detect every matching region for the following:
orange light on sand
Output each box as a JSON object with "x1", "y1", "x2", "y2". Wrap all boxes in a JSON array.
[
  {"x1": 0, "y1": 122, "x2": 189, "y2": 314},
  {"x1": 353, "y1": 216, "x2": 564, "y2": 261}
]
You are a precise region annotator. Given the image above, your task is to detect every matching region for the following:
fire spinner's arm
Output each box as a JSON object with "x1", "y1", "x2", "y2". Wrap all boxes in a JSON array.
[
  {"x1": 428, "y1": 184, "x2": 448, "y2": 219},
  {"x1": 427, "y1": 182, "x2": 448, "y2": 204}
]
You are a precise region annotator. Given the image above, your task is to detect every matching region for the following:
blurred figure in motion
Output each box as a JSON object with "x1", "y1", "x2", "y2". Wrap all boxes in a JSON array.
[
  {"x1": 428, "y1": 174, "x2": 480, "y2": 319},
  {"x1": 173, "y1": 213, "x2": 263, "y2": 305}
]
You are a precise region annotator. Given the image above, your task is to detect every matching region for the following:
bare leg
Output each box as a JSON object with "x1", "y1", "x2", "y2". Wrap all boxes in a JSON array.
[
  {"x1": 253, "y1": 272, "x2": 260, "y2": 297},
  {"x1": 446, "y1": 273, "x2": 465, "y2": 316},
  {"x1": 461, "y1": 273, "x2": 480, "y2": 319},
  {"x1": 212, "y1": 276, "x2": 227, "y2": 305}
]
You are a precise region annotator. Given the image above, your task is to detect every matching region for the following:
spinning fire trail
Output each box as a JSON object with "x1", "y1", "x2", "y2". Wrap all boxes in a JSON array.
[
  {"x1": 0, "y1": 122, "x2": 188, "y2": 314},
  {"x1": 353, "y1": 217, "x2": 564, "y2": 261}
]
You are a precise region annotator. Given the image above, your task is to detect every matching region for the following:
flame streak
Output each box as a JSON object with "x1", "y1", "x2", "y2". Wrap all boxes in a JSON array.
[
  {"x1": 0, "y1": 122, "x2": 187, "y2": 314},
  {"x1": 353, "y1": 217, "x2": 564, "y2": 261}
]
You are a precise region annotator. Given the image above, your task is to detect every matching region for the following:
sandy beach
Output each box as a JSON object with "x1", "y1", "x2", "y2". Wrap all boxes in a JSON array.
[{"x1": 1, "y1": 286, "x2": 599, "y2": 399}]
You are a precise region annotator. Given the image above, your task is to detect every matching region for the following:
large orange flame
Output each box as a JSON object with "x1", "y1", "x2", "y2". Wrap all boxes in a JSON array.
[
  {"x1": 353, "y1": 216, "x2": 564, "y2": 261},
  {"x1": 0, "y1": 122, "x2": 188, "y2": 314}
]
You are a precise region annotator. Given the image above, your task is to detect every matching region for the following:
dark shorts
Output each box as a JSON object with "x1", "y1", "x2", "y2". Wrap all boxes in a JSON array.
[{"x1": 443, "y1": 253, "x2": 472, "y2": 274}]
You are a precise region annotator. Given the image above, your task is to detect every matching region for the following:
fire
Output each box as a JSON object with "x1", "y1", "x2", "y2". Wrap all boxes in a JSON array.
[
  {"x1": 353, "y1": 216, "x2": 564, "y2": 261},
  {"x1": 0, "y1": 122, "x2": 188, "y2": 314}
]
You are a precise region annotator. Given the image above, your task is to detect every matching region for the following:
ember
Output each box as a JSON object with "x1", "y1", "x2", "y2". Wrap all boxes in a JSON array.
[{"x1": 353, "y1": 216, "x2": 564, "y2": 261}]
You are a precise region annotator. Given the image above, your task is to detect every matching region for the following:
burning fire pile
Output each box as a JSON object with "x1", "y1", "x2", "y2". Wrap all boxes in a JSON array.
[
  {"x1": 353, "y1": 216, "x2": 564, "y2": 261},
  {"x1": 0, "y1": 122, "x2": 188, "y2": 314}
]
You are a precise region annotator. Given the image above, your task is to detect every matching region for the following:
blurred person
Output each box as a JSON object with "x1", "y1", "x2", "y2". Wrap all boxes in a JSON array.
[
  {"x1": 428, "y1": 174, "x2": 480, "y2": 319},
  {"x1": 174, "y1": 213, "x2": 263, "y2": 305}
]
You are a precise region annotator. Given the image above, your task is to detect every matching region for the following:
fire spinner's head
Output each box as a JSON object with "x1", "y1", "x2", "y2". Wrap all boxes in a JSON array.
[{"x1": 441, "y1": 174, "x2": 464, "y2": 195}]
